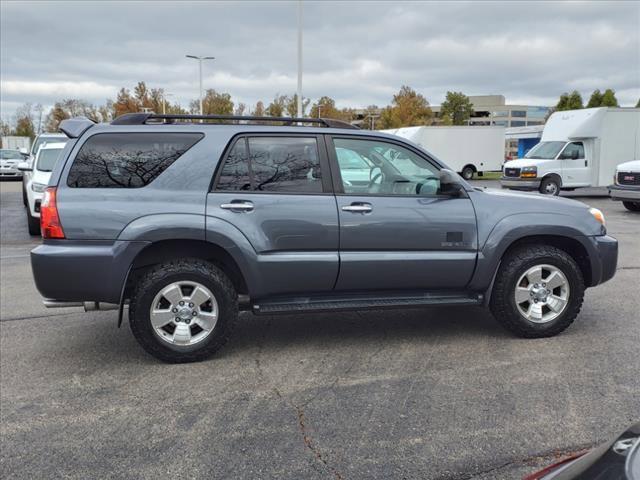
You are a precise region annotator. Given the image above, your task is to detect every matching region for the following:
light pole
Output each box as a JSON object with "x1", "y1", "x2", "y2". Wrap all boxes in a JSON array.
[
  {"x1": 161, "y1": 92, "x2": 174, "y2": 115},
  {"x1": 186, "y1": 55, "x2": 215, "y2": 115},
  {"x1": 296, "y1": 0, "x2": 303, "y2": 117}
]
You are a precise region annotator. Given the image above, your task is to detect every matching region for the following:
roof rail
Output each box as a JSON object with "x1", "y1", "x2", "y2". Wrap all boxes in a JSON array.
[{"x1": 111, "y1": 113, "x2": 359, "y2": 130}]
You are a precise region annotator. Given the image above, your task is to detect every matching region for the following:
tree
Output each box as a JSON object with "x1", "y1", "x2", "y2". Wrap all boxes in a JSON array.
[
  {"x1": 0, "y1": 120, "x2": 11, "y2": 137},
  {"x1": 285, "y1": 94, "x2": 310, "y2": 117},
  {"x1": 379, "y1": 86, "x2": 433, "y2": 128},
  {"x1": 600, "y1": 89, "x2": 619, "y2": 107},
  {"x1": 44, "y1": 99, "x2": 99, "y2": 131},
  {"x1": 14, "y1": 103, "x2": 36, "y2": 138},
  {"x1": 555, "y1": 90, "x2": 583, "y2": 111},
  {"x1": 190, "y1": 89, "x2": 233, "y2": 115},
  {"x1": 114, "y1": 88, "x2": 139, "y2": 117},
  {"x1": 636, "y1": 98, "x2": 640, "y2": 108},
  {"x1": 267, "y1": 94, "x2": 287, "y2": 117},
  {"x1": 439, "y1": 91, "x2": 474, "y2": 126},
  {"x1": 586, "y1": 89, "x2": 603, "y2": 108},
  {"x1": 234, "y1": 102, "x2": 247, "y2": 116},
  {"x1": 253, "y1": 101, "x2": 266, "y2": 117}
]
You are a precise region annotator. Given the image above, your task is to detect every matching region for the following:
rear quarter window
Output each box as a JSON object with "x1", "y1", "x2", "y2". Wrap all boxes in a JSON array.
[{"x1": 67, "y1": 132, "x2": 203, "y2": 188}]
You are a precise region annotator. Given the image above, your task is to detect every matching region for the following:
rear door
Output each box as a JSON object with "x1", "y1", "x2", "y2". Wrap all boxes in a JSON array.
[
  {"x1": 207, "y1": 134, "x2": 339, "y2": 297},
  {"x1": 327, "y1": 135, "x2": 478, "y2": 291}
]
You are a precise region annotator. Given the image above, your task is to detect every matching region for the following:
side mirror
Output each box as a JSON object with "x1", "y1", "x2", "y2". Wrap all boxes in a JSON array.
[
  {"x1": 19, "y1": 147, "x2": 28, "y2": 155},
  {"x1": 17, "y1": 162, "x2": 32, "y2": 172},
  {"x1": 439, "y1": 168, "x2": 464, "y2": 196}
]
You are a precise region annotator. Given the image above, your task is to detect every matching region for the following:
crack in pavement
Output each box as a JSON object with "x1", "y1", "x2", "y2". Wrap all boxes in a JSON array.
[{"x1": 296, "y1": 405, "x2": 344, "y2": 480}]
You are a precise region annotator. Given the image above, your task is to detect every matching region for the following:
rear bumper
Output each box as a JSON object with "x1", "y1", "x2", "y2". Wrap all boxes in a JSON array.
[
  {"x1": 500, "y1": 177, "x2": 541, "y2": 190},
  {"x1": 589, "y1": 235, "x2": 618, "y2": 286},
  {"x1": 31, "y1": 240, "x2": 148, "y2": 303},
  {"x1": 608, "y1": 184, "x2": 640, "y2": 201}
]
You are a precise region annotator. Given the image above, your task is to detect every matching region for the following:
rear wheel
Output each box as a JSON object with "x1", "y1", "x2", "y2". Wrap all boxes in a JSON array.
[
  {"x1": 490, "y1": 245, "x2": 584, "y2": 338},
  {"x1": 622, "y1": 201, "x2": 640, "y2": 212},
  {"x1": 539, "y1": 176, "x2": 560, "y2": 196},
  {"x1": 461, "y1": 166, "x2": 475, "y2": 181},
  {"x1": 129, "y1": 258, "x2": 238, "y2": 363},
  {"x1": 27, "y1": 209, "x2": 40, "y2": 236}
]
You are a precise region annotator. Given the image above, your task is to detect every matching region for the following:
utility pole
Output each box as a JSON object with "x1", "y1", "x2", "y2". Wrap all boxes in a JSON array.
[
  {"x1": 186, "y1": 55, "x2": 215, "y2": 115},
  {"x1": 162, "y1": 93, "x2": 174, "y2": 115},
  {"x1": 296, "y1": 0, "x2": 303, "y2": 117}
]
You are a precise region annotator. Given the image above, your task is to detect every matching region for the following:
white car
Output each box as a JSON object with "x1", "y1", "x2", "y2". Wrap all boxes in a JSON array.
[
  {"x1": 19, "y1": 142, "x2": 66, "y2": 235},
  {"x1": 609, "y1": 160, "x2": 640, "y2": 212},
  {"x1": 21, "y1": 133, "x2": 68, "y2": 206}
]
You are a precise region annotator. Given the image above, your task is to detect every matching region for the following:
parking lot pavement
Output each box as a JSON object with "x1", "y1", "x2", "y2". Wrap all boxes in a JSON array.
[{"x1": 1, "y1": 178, "x2": 639, "y2": 480}]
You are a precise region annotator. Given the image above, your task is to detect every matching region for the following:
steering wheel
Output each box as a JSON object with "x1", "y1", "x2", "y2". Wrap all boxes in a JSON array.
[
  {"x1": 415, "y1": 175, "x2": 440, "y2": 195},
  {"x1": 368, "y1": 171, "x2": 383, "y2": 189}
]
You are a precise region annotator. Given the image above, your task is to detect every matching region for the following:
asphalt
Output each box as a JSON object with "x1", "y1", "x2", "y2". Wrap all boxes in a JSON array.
[{"x1": 1, "y1": 178, "x2": 639, "y2": 480}]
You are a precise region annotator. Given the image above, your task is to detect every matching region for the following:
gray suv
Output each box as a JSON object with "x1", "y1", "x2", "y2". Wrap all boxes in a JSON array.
[{"x1": 31, "y1": 114, "x2": 618, "y2": 363}]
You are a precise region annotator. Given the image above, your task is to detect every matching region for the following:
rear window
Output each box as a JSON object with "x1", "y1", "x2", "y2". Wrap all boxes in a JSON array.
[
  {"x1": 67, "y1": 133, "x2": 203, "y2": 188},
  {"x1": 215, "y1": 136, "x2": 323, "y2": 193},
  {"x1": 37, "y1": 148, "x2": 64, "y2": 172}
]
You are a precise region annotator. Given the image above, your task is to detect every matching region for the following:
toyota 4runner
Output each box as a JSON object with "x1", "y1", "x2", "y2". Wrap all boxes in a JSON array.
[{"x1": 31, "y1": 114, "x2": 618, "y2": 362}]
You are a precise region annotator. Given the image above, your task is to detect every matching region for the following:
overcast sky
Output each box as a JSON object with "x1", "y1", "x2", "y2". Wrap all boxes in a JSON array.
[{"x1": 1, "y1": 0, "x2": 639, "y2": 121}]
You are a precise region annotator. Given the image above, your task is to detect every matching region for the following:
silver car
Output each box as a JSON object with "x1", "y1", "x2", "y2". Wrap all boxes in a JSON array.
[{"x1": 0, "y1": 149, "x2": 27, "y2": 178}]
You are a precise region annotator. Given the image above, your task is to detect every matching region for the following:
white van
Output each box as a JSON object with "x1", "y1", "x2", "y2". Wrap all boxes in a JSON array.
[
  {"x1": 383, "y1": 125, "x2": 505, "y2": 180},
  {"x1": 501, "y1": 108, "x2": 640, "y2": 195}
]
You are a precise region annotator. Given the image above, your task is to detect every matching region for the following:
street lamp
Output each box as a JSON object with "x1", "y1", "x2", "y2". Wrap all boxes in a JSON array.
[
  {"x1": 185, "y1": 55, "x2": 215, "y2": 115},
  {"x1": 161, "y1": 92, "x2": 174, "y2": 115}
]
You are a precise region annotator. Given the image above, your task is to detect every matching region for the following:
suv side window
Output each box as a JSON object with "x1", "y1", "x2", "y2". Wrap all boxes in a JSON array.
[
  {"x1": 215, "y1": 136, "x2": 323, "y2": 193},
  {"x1": 559, "y1": 142, "x2": 584, "y2": 160},
  {"x1": 332, "y1": 137, "x2": 440, "y2": 196},
  {"x1": 67, "y1": 133, "x2": 203, "y2": 188}
]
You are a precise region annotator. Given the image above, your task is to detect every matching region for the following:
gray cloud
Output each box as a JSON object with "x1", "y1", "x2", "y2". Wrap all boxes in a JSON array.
[{"x1": 1, "y1": 0, "x2": 639, "y2": 121}]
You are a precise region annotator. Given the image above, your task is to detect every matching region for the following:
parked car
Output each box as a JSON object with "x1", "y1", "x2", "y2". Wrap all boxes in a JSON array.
[
  {"x1": 0, "y1": 149, "x2": 26, "y2": 179},
  {"x1": 22, "y1": 132, "x2": 68, "y2": 205},
  {"x1": 18, "y1": 142, "x2": 66, "y2": 235},
  {"x1": 523, "y1": 422, "x2": 639, "y2": 479},
  {"x1": 31, "y1": 114, "x2": 617, "y2": 363},
  {"x1": 502, "y1": 107, "x2": 640, "y2": 195},
  {"x1": 609, "y1": 160, "x2": 640, "y2": 212}
]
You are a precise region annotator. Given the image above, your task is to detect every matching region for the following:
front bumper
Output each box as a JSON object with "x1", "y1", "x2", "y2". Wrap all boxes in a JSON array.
[
  {"x1": 0, "y1": 166, "x2": 22, "y2": 177},
  {"x1": 608, "y1": 184, "x2": 640, "y2": 201},
  {"x1": 590, "y1": 235, "x2": 618, "y2": 286},
  {"x1": 500, "y1": 177, "x2": 541, "y2": 190}
]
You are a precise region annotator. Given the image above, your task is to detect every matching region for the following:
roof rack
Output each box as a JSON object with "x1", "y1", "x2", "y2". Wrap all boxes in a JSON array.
[{"x1": 111, "y1": 113, "x2": 359, "y2": 130}]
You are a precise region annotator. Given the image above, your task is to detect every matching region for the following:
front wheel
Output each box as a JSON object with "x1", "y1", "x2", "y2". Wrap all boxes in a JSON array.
[
  {"x1": 490, "y1": 245, "x2": 584, "y2": 338},
  {"x1": 539, "y1": 177, "x2": 560, "y2": 196},
  {"x1": 623, "y1": 201, "x2": 640, "y2": 212},
  {"x1": 129, "y1": 259, "x2": 238, "y2": 363}
]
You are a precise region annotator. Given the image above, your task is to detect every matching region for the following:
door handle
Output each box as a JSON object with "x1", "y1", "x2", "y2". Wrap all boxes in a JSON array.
[
  {"x1": 341, "y1": 202, "x2": 372, "y2": 213},
  {"x1": 584, "y1": 160, "x2": 588, "y2": 167},
  {"x1": 220, "y1": 201, "x2": 254, "y2": 212}
]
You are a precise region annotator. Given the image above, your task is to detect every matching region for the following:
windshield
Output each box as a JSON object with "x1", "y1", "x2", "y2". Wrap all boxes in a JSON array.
[
  {"x1": 37, "y1": 148, "x2": 63, "y2": 172},
  {"x1": 0, "y1": 150, "x2": 24, "y2": 160},
  {"x1": 524, "y1": 141, "x2": 566, "y2": 159},
  {"x1": 32, "y1": 136, "x2": 68, "y2": 155}
]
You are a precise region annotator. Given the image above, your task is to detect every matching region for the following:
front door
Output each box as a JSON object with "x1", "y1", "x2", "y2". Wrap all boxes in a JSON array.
[
  {"x1": 327, "y1": 136, "x2": 478, "y2": 292},
  {"x1": 559, "y1": 141, "x2": 590, "y2": 186},
  {"x1": 207, "y1": 134, "x2": 339, "y2": 297}
]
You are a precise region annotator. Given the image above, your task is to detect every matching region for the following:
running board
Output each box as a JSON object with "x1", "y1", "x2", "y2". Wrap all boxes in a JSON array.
[{"x1": 252, "y1": 291, "x2": 483, "y2": 315}]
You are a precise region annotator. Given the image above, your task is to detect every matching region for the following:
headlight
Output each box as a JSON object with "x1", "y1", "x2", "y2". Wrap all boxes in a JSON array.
[
  {"x1": 31, "y1": 182, "x2": 47, "y2": 193},
  {"x1": 589, "y1": 207, "x2": 605, "y2": 227},
  {"x1": 520, "y1": 166, "x2": 537, "y2": 178}
]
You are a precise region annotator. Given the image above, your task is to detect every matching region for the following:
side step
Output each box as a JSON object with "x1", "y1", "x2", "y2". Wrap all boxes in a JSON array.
[{"x1": 252, "y1": 291, "x2": 483, "y2": 315}]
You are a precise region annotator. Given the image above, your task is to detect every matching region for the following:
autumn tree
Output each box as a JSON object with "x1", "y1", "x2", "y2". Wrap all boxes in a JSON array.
[
  {"x1": 190, "y1": 89, "x2": 233, "y2": 115},
  {"x1": 439, "y1": 91, "x2": 474, "y2": 125},
  {"x1": 379, "y1": 86, "x2": 433, "y2": 128},
  {"x1": 14, "y1": 103, "x2": 36, "y2": 138},
  {"x1": 44, "y1": 99, "x2": 99, "y2": 131},
  {"x1": 359, "y1": 105, "x2": 381, "y2": 130},
  {"x1": 114, "y1": 88, "x2": 140, "y2": 117},
  {"x1": 253, "y1": 101, "x2": 266, "y2": 116},
  {"x1": 286, "y1": 94, "x2": 310, "y2": 117},
  {"x1": 234, "y1": 103, "x2": 247, "y2": 116},
  {"x1": 267, "y1": 94, "x2": 288, "y2": 117},
  {"x1": 555, "y1": 90, "x2": 583, "y2": 111}
]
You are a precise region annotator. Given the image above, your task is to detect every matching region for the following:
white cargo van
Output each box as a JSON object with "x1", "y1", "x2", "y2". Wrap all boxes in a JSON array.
[
  {"x1": 501, "y1": 108, "x2": 640, "y2": 195},
  {"x1": 383, "y1": 126, "x2": 505, "y2": 180}
]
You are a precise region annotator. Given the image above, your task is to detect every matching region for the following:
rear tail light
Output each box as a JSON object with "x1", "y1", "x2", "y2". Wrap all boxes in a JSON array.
[{"x1": 40, "y1": 187, "x2": 65, "y2": 239}]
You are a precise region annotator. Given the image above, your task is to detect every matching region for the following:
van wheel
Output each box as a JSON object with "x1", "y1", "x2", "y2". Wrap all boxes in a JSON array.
[
  {"x1": 129, "y1": 258, "x2": 238, "y2": 363},
  {"x1": 490, "y1": 245, "x2": 584, "y2": 338},
  {"x1": 539, "y1": 177, "x2": 560, "y2": 196},
  {"x1": 623, "y1": 201, "x2": 640, "y2": 212},
  {"x1": 461, "y1": 166, "x2": 475, "y2": 180},
  {"x1": 27, "y1": 209, "x2": 40, "y2": 236}
]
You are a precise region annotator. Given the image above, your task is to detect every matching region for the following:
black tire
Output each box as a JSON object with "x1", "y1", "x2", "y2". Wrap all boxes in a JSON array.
[
  {"x1": 490, "y1": 245, "x2": 584, "y2": 338},
  {"x1": 461, "y1": 166, "x2": 475, "y2": 181},
  {"x1": 27, "y1": 208, "x2": 40, "y2": 236},
  {"x1": 623, "y1": 201, "x2": 640, "y2": 212},
  {"x1": 22, "y1": 185, "x2": 28, "y2": 206},
  {"x1": 129, "y1": 258, "x2": 238, "y2": 363},
  {"x1": 539, "y1": 176, "x2": 560, "y2": 196}
]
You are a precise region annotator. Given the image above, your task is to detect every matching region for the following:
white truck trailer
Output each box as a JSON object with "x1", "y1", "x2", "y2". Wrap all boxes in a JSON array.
[
  {"x1": 501, "y1": 107, "x2": 640, "y2": 195},
  {"x1": 382, "y1": 125, "x2": 505, "y2": 180},
  {"x1": 1, "y1": 136, "x2": 31, "y2": 153}
]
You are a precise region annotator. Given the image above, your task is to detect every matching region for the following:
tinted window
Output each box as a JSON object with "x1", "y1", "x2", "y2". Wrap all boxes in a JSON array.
[
  {"x1": 559, "y1": 142, "x2": 584, "y2": 159},
  {"x1": 216, "y1": 137, "x2": 322, "y2": 193},
  {"x1": 333, "y1": 138, "x2": 440, "y2": 196},
  {"x1": 67, "y1": 133, "x2": 203, "y2": 188},
  {"x1": 511, "y1": 110, "x2": 526, "y2": 117},
  {"x1": 37, "y1": 148, "x2": 64, "y2": 172}
]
